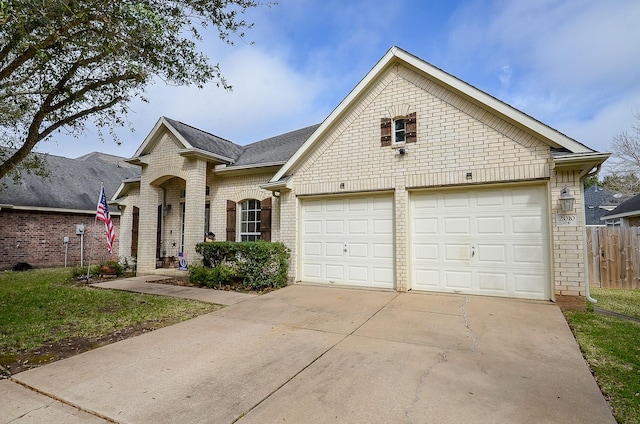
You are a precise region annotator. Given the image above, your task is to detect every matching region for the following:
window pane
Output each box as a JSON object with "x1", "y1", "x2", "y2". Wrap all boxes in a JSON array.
[{"x1": 395, "y1": 119, "x2": 405, "y2": 131}]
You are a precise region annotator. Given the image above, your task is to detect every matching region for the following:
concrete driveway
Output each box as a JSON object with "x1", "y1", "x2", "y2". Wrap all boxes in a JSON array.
[{"x1": 3, "y1": 285, "x2": 615, "y2": 423}]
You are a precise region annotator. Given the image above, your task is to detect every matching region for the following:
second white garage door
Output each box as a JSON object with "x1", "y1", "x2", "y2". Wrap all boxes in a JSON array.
[
  {"x1": 410, "y1": 185, "x2": 550, "y2": 300},
  {"x1": 300, "y1": 195, "x2": 394, "y2": 289}
]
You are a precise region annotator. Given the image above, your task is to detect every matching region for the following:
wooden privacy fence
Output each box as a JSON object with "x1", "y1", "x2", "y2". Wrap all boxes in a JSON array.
[{"x1": 587, "y1": 227, "x2": 640, "y2": 289}]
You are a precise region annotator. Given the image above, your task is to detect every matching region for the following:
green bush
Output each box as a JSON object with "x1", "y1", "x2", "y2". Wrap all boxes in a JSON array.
[
  {"x1": 189, "y1": 264, "x2": 238, "y2": 289},
  {"x1": 193, "y1": 241, "x2": 290, "y2": 290}
]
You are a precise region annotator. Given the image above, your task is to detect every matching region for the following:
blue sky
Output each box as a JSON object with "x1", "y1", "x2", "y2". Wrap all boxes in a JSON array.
[{"x1": 40, "y1": 0, "x2": 640, "y2": 173}]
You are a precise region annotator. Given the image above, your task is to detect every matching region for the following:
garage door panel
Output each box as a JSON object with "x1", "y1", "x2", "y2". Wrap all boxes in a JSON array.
[
  {"x1": 348, "y1": 243, "x2": 368, "y2": 258},
  {"x1": 304, "y1": 220, "x2": 322, "y2": 234},
  {"x1": 301, "y1": 196, "x2": 394, "y2": 289},
  {"x1": 444, "y1": 244, "x2": 470, "y2": 261},
  {"x1": 514, "y1": 273, "x2": 545, "y2": 295},
  {"x1": 512, "y1": 245, "x2": 544, "y2": 265},
  {"x1": 478, "y1": 272, "x2": 508, "y2": 291},
  {"x1": 476, "y1": 244, "x2": 506, "y2": 263},
  {"x1": 476, "y1": 191, "x2": 504, "y2": 207},
  {"x1": 305, "y1": 242, "x2": 322, "y2": 257},
  {"x1": 414, "y1": 218, "x2": 438, "y2": 234},
  {"x1": 411, "y1": 185, "x2": 550, "y2": 300},
  {"x1": 373, "y1": 219, "x2": 393, "y2": 234},
  {"x1": 325, "y1": 243, "x2": 344, "y2": 257},
  {"x1": 325, "y1": 220, "x2": 344, "y2": 234},
  {"x1": 325, "y1": 199, "x2": 344, "y2": 212},
  {"x1": 444, "y1": 217, "x2": 469, "y2": 234},
  {"x1": 476, "y1": 217, "x2": 505, "y2": 234},
  {"x1": 444, "y1": 271, "x2": 472, "y2": 289},
  {"x1": 347, "y1": 266, "x2": 368, "y2": 282},
  {"x1": 414, "y1": 243, "x2": 438, "y2": 260},
  {"x1": 443, "y1": 193, "x2": 469, "y2": 208},
  {"x1": 512, "y1": 216, "x2": 543, "y2": 234},
  {"x1": 415, "y1": 270, "x2": 439, "y2": 286},
  {"x1": 374, "y1": 243, "x2": 393, "y2": 259},
  {"x1": 325, "y1": 265, "x2": 344, "y2": 280},
  {"x1": 304, "y1": 263, "x2": 322, "y2": 279},
  {"x1": 373, "y1": 267, "x2": 394, "y2": 285},
  {"x1": 348, "y1": 220, "x2": 368, "y2": 234},
  {"x1": 348, "y1": 198, "x2": 368, "y2": 211}
]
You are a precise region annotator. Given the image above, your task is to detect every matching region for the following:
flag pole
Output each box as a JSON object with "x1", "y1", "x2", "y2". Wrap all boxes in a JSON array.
[{"x1": 86, "y1": 183, "x2": 102, "y2": 280}]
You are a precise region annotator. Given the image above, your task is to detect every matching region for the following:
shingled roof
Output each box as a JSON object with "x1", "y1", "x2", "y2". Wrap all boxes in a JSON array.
[
  {"x1": 584, "y1": 185, "x2": 630, "y2": 225},
  {"x1": 0, "y1": 151, "x2": 140, "y2": 211},
  {"x1": 159, "y1": 117, "x2": 319, "y2": 168},
  {"x1": 231, "y1": 124, "x2": 321, "y2": 167},
  {"x1": 163, "y1": 117, "x2": 243, "y2": 161},
  {"x1": 602, "y1": 191, "x2": 640, "y2": 220}
]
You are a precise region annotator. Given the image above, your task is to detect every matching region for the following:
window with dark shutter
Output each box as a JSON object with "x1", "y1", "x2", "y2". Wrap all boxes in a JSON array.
[
  {"x1": 260, "y1": 197, "x2": 272, "y2": 242},
  {"x1": 381, "y1": 112, "x2": 417, "y2": 146},
  {"x1": 226, "y1": 200, "x2": 236, "y2": 241}
]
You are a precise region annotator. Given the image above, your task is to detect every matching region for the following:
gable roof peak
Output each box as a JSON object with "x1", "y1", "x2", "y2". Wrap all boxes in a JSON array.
[{"x1": 270, "y1": 45, "x2": 602, "y2": 184}]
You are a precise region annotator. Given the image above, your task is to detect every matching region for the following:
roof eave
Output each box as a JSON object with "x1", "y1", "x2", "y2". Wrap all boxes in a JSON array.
[
  {"x1": 178, "y1": 148, "x2": 235, "y2": 164},
  {"x1": 260, "y1": 176, "x2": 292, "y2": 192},
  {"x1": 600, "y1": 211, "x2": 638, "y2": 221},
  {"x1": 0, "y1": 205, "x2": 121, "y2": 215},
  {"x1": 214, "y1": 162, "x2": 284, "y2": 174},
  {"x1": 553, "y1": 152, "x2": 611, "y2": 177}
]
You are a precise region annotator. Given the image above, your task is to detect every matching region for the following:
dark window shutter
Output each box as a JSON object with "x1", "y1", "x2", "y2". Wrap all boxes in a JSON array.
[
  {"x1": 380, "y1": 117, "x2": 392, "y2": 146},
  {"x1": 226, "y1": 200, "x2": 236, "y2": 241},
  {"x1": 406, "y1": 112, "x2": 417, "y2": 143},
  {"x1": 260, "y1": 197, "x2": 272, "y2": 242}
]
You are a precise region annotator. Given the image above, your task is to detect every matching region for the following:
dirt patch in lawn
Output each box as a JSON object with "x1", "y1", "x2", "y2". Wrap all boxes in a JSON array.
[{"x1": 0, "y1": 322, "x2": 160, "y2": 379}]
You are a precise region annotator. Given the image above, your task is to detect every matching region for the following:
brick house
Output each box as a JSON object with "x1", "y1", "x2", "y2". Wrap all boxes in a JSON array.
[
  {"x1": 0, "y1": 152, "x2": 140, "y2": 269},
  {"x1": 113, "y1": 46, "x2": 609, "y2": 301}
]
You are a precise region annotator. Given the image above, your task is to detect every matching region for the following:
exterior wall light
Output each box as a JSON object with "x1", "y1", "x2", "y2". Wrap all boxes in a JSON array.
[{"x1": 559, "y1": 187, "x2": 575, "y2": 212}]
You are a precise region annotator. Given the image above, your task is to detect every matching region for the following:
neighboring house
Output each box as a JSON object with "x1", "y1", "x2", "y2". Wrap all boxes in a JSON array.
[
  {"x1": 0, "y1": 152, "x2": 140, "y2": 269},
  {"x1": 601, "y1": 192, "x2": 640, "y2": 227},
  {"x1": 583, "y1": 184, "x2": 629, "y2": 226},
  {"x1": 113, "y1": 46, "x2": 609, "y2": 301}
]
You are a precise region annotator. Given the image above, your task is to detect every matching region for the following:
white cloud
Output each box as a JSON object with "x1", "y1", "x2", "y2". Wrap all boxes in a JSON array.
[{"x1": 445, "y1": 0, "x2": 640, "y2": 152}]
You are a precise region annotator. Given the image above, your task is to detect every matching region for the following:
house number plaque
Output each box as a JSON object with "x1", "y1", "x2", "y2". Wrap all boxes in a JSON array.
[{"x1": 556, "y1": 214, "x2": 578, "y2": 227}]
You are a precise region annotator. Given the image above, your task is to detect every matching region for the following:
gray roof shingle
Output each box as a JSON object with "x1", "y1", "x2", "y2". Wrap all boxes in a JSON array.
[
  {"x1": 0, "y1": 151, "x2": 140, "y2": 211},
  {"x1": 164, "y1": 117, "x2": 243, "y2": 160},
  {"x1": 584, "y1": 185, "x2": 631, "y2": 225},
  {"x1": 163, "y1": 117, "x2": 319, "y2": 168},
  {"x1": 232, "y1": 124, "x2": 320, "y2": 167},
  {"x1": 602, "y1": 192, "x2": 640, "y2": 218}
]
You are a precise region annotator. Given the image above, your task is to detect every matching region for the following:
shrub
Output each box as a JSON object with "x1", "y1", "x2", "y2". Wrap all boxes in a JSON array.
[{"x1": 194, "y1": 241, "x2": 290, "y2": 290}]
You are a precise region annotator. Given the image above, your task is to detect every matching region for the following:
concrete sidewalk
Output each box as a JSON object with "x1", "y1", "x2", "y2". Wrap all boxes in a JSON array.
[
  {"x1": 3, "y1": 285, "x2": 615, "y2": 423},
  {"x1": 90, "y1": 275, "x2": 256, "y2": 305}
]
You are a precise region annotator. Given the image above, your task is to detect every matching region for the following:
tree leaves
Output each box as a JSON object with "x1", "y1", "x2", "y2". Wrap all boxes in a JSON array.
[{"x1": 0, "y1": 0, "x2": 265, "y2": 180}]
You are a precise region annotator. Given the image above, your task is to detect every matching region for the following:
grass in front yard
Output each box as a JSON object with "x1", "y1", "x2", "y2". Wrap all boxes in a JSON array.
[
  {"x1": 0, "y1": 268, "x2": 220, "y2": 373},
  {"x1": 591, "y1": 287, "x2": 640, "y2": 319},
  {"x1": 565, "y1": 288, "x2": 640, "y2": 424}
]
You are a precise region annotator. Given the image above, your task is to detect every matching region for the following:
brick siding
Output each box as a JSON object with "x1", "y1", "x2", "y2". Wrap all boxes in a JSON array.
[{"x1": 0, "y1": 209, "x2": 120, "y2": 269}]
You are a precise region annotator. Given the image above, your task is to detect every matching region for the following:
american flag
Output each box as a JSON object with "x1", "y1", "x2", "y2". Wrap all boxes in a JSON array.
[{"x1": 97, "y1": 186, "x2": 115, "y2": 253}]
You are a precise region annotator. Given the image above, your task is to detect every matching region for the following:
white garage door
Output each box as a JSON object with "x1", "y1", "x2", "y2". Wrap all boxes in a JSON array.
[
  {"x1": 410, "y1": 185, "x2": 550, "y2": 299},
  {"x1": 300, "y1": 195, "x2": 394, "y2": 289}
]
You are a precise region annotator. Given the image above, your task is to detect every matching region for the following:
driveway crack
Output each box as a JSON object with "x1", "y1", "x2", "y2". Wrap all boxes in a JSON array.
[
  {"x1": 460, "y1": 297, "x2": 478, "y2": 352},
  {"x1": 405, "y1": 352, "x2": 448, "y2": 424}
]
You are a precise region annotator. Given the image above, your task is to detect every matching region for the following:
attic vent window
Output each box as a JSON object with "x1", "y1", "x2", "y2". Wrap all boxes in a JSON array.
[
  {"x1": 381, "y1": 112, "x2": 417, "y2": 147},
  {"x1": 394, "y1": 119, "x2": 406, "y2": 143}
]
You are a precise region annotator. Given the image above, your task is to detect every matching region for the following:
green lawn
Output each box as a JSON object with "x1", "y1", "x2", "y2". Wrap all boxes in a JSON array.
[
  {"x1": 564, "y1": 288, "x2": 640, "y2": 424},
  {"x1": 0, "y1": 268, "x2": 220, "y2": 360}
]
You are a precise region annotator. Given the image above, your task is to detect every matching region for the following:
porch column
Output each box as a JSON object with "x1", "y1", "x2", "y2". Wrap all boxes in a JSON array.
[
  {"x1": 137, "y1": 181, "x2": 162, "y2": 274},
  {"x1": 183, "y1": 159, "x2": 207, "y2": 266}
]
